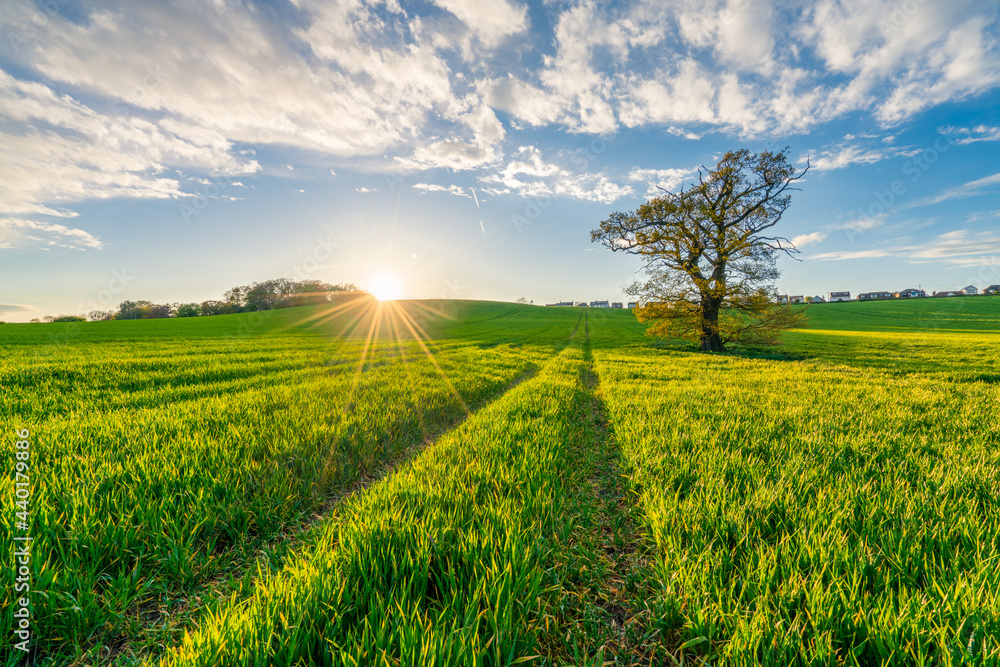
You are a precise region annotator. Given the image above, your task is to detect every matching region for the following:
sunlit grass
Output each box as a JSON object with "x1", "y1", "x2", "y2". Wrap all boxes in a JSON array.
[
  {"x1": 3, "y1": 299, "x2": 999, "y2": 665},
  {"x1": 0, "y1": 299, "x2": 557, "y2": 664},
  {"x1": 591, "y1": 322, "x2": 1000, "y2": 664}
]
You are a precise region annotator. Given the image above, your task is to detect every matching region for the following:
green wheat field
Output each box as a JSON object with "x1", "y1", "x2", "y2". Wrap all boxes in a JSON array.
[{"x1": 2, "y1": 296, "x2": 998, "y2": 666}]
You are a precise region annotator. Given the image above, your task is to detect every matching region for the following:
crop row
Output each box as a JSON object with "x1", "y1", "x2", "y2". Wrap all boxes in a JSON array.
[
  {"x1": 0, "y1": 327, "x2": 550, "y2": 664},
  {"x1": 592, "y1": 327, "x2": 1000, "y2": 664},
  {"x1": 159, "y1": 343, "x2": 609, "y2": 666}
]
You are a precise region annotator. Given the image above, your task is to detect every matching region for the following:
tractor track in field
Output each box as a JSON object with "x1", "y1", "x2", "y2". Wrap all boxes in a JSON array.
[
  {"x1": 107, "y1": 361, "x2": 546, "y2": 667},
  {"x1": 567, "y1": 307, "x2": 585, "y2": 341},
  {"x1": 577, "y1": 356, "x2": 660, "y2": 665},
  {"x1": 573, "y1": 312, "x2": 662, "y2": 665},
  {"x1": 101, "y1": 309, "x2": 614, "y2": 666},
  {"x1": 277, "y1": 361, "x2": 544, "y2": 545}
]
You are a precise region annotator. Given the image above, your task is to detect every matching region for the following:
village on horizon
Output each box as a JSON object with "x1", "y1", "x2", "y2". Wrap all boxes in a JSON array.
[
  {"x1": 545, "y1": 284, "x2": 1000, "y2": 309},
  {"x1": 777, "y1": 284, "x2": 1000, "y2": 304}
]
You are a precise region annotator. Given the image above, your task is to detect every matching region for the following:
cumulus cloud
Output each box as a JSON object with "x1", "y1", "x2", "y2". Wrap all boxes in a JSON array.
[
  {"x1": 0, "y1": 70, "x2": 257, "y2": 219},
  {"x1": 485, "y1": 76, "x2": 564, "y2": 127},
  {"x1": 429, "y1": 0, "x2": 527, "y2": 48},
  {"x1": 482, "y1": 146, "x2": 632, "y2": 204},
  {"x1": 397, "y1": 102, "x2": 506, "y2": 171},
  {"x1": 0, "y1": 0, "x2": 998, "y2": 225},
  {"x1": 627, "y1": 167, "x2": 699, "y2": 196}
]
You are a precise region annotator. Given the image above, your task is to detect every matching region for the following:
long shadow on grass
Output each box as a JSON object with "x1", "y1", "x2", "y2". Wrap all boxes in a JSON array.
[{"x1": 544, "y1": 323, "x2": 667, "y2": 665}]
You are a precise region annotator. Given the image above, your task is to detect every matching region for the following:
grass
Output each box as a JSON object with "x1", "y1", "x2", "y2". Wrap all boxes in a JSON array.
[
  {"x1": 591, "y1": 315, "x2": 1000, "y2": 665},
  {"x1": 789, "y1": 295, "x2": 1000, "y2": 333},
  {"x1": 2, "y1": 297, "x2": 998, "y2": 665},
  {"x1": 0, "y1": 297, "x2": 568, "y2": 664}
]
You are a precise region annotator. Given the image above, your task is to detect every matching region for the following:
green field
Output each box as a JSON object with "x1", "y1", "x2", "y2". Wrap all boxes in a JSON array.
[{"x1": 2, "y1": 296, "x2": 998, "y2": 665}]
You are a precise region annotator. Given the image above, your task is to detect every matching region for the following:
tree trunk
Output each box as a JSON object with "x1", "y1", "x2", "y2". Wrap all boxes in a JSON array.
[
  {"x1": 699, "y1": 331, "x2": 724, "y2": 352},
  {"x1": 699, "y1": 298, "x2": 725, "y2": 352}
]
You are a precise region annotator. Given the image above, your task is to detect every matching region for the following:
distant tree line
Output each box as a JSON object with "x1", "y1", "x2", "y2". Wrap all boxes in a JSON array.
[{"x1": 33, "y1": 278, "x2": 360, "y2": 322}]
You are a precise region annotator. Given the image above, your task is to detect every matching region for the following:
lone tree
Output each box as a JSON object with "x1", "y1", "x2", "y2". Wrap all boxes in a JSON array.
[{"x1": 592, "y1": 148, "x2": 808, "y2": 352}]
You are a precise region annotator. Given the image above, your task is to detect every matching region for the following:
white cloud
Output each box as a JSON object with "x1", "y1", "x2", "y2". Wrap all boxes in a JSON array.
[
  {"x1": 355, "y1": 187, "x2": 376, "y2": 193},
  {"x1": 8, "y1": 1, "x2": 460, "y2": 156},
  {"x1": 484, "y1": 76, "x2": 564, "y2": 127},
  {"x1": 555, "y1": 173, "x2": 634, "y2": 204},
  {"x1": 874, "y1": 16, "x2": 1000, "y2": 125},
  {"x1": 482, "y1": 146, "x2": 632, "y2": 204},
  {"x1": 809, "y1": 229, "x2": 1000, "y2": 266},
  {"x1": 0, "y1": 0, "x2": 998, "y2": 224},
  {"x1": 411, "y1": 183, "x2": 472, "y2": 198},
  {"x1": 906, "y1": 229, "x2": 1000, "y2": 261},
  {"x1": 804, "y1": 130, "x2": 947, "y2": 171},
  {"x1": 0, "y1": 70, "x2": 257, "y2": 218},
  {"x1": 429, "y1": 0, "x2": 527, "y2": 48},
  {"x1": 791, "y1": 232, "x2": 827, "y2": 247},
  {"x1": 796, "y1": 2, "x2": 1000, "y2": 125},
  {"x1": 535, "y1": 1, "x2": 625, "y2": 134},
  {"x1": 627, "y1": 167, "x2": 699, "y2": 196},
  {"x1": 837, "y1": 216, "x2": 885, "y2": 232},
  {"x1": 398, "y1": 101, "x2": 506, "y2": 171},
  {"x1": 810, "y1": 249, "x2": 892, "y2": 261},
  {"x1": 674, "y1": 0, "x2": 777, "y2": 75},
  {"x1": 809, "y1": 144, "x2": 897, "y2": 170},
  {"x1": 479, "y1": 186, "x2": 510, "y2": 196},
  {"x1": 939, "y1": 124, "x2": 1000, "y2": 144},
  {"x1": 914, "y1": 171, "x2": 1000, "y2": 206},
  {"x1": 619, "y1": 61, "x2": 715, "y2": 127},
  {"x1": 0, "y1": 218, "x2": 103, "y2": 250}
]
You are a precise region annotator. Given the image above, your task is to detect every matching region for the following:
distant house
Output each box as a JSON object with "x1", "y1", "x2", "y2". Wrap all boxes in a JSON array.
[
  {"x1": 627, "y1": 301, "x2": 638, "y2": 309},
  {"x1": 963, "y1": 285, "x2": 978, "y2": 295},
  {"x1": 810, "y1": 295, "x2": 826, "y2": 303},
  {"x1": 895, "y1": 288, "x2": 926, "y2": 298},
  {"x1": 933, "y1": 290, "x2": 961, "y2": 297},
  {"x1": 829, "y1": 291, "x2": 851, "y2": 302},
  {"x1": 858, "y1": 291, "x2": 893, "y2": 300},
  {"x1": 611, "y1": 302, "x2": 623, "y2": 308},
  {"x1": 790, "y1": 295, "x2": 805, "y2": 304},
  {"x1": 776, "y1": 294, "x2": 789, "y2": 304},
  {"x1": 985, "y1": 285, "x2": 1000, "y2": 295},
  {"x1": 590, "y1": 300, "x2": 610, "y2": 308}
]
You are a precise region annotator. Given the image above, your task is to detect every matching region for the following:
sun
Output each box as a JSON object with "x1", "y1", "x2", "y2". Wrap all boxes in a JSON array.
[{"x1": 368, "y1": 273, "x2": 402, "y2": 301}]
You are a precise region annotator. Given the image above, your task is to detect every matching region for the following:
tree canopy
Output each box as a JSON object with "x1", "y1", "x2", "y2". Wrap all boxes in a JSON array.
[
  {"x1": 99, "y1": 279, "x2": 361, "y2": 322},
  {"x1": 591, "y1": 148, "x2": 808, "y2": 352}
]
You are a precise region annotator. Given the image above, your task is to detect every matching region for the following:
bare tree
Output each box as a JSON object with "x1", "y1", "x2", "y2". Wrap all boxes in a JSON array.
[{"x1": 592, "y1": 148, "x2": 808, "y2": 352}]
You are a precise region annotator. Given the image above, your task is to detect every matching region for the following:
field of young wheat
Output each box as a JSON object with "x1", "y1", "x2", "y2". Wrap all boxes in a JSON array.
[{"x1": 2, "y1": 296, "x2": 998, "y2": 665}]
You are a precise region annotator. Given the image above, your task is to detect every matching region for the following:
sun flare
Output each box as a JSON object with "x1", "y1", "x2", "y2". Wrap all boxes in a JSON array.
[{"x1": 368, "y1": 273, "x2": 402, "y2": 301}]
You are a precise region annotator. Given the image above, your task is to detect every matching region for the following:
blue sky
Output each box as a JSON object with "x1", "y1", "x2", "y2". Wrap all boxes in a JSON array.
[{"x1": 2, "y1": 0, "x2": 999, "y2": 320}]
